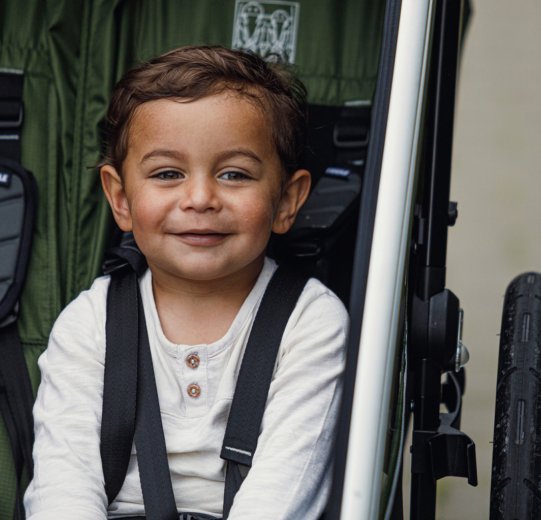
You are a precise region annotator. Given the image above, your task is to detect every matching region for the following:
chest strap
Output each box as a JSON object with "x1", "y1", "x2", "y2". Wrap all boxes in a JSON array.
[
  {"x1": 220, "y1": 267, "x2": 308, "y2": 517},
  {"x1": 101, "y1": 262, "x2": 308, "y2": 518}
]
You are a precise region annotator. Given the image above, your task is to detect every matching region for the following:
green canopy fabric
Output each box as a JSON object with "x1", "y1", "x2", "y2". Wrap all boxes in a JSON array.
[{"x1": 0, "y1": 1, "x2": 384, "y2": 515}]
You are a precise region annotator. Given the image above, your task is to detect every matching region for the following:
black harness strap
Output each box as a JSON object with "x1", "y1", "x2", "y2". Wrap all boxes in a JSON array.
[
  {"x1": 101, "y1": 267, "x2": 139, "y2": 504},
  {"x1": 0, "y1": 69, "x2": 37, "y2": 520},
  {"x1": 0, "y1": 70, "x2": 23, "y2": 162},
  {"x1": 133, "y1": 285, "x2": 178, "y2": 520},
  {"x1": 102, "y1": 265, "x2": 177, "y2": 518},
  {"x1": 0, "y1": 325, "x2": 33, "y2": 520},
  {"x1": 0, "y1": 323, "x2": 35, "y2": 469},
  {"x1": 101, "y1": 264, "x2": 308, "y2": 518},
  {"x1": 220, "y1": 268, "x2": 308, "y2": 517}
]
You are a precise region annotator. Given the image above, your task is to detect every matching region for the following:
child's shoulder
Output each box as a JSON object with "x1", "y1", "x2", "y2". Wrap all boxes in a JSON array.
[
  {"x1": 264, "y1": 257, "x2": 348, "y2": 326},
  {"x1": 49, "y1": 273, "x2": 114, "y2": 341},
  {"x1": 282, "y1": 275, "x2": 349, "y2": 349},
  {"x1": 274, "y1": 275, "x2": 348, "y2": 365},
  {"x1": 40, "y1": 274, "x2": 114, "y2": 366},
  {"x1": 53, "y1": 268, "x2": 153, "y2": 330},
  {"x1": 60, "y1": 274, "x2": 111, "y2": 316},
  {"x1": 299, "y1": 277, "x2": 349, "y2": 322}
]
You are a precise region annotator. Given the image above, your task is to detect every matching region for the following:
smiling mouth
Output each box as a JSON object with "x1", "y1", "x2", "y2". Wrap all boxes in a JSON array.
[{"x1": 172, "y1": 231, "x2": 230, "y2": 246}]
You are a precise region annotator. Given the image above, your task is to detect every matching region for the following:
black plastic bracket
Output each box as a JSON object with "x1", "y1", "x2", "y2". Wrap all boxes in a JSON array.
[
  {"x1": 409, "y1": 286, "x2": 478, "y2": 518},
  {"x1": 411, "y1": 289, "x2": 460, "y2": 368},
  {"x1": 411, "y1": 419, "x2": 477, "y2": 487}
]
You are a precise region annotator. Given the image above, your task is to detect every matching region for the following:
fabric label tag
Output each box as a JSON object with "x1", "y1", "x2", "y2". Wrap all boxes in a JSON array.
[
  {"x1": 232, "y1": 0, "x2": 300, "y2": 63},
  {"x1": 0, "y1": 170, "x2": 12, "y2": 188}
]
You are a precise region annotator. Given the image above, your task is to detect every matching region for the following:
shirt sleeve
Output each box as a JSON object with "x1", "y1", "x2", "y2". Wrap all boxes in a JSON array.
[
  {"x1": 24, "y1": 278, "x2": 110, "y2": 520},
  {"x1": 227, "y1": 279, "x2": 349, "y2": 520}
]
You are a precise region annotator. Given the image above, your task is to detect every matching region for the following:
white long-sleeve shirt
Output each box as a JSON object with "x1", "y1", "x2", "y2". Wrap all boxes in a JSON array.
[{"x1": 24, "y1": 258, "x2": 348, "y2": 519}]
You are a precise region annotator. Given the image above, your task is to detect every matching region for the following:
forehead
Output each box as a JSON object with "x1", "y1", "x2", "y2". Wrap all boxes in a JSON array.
[
  {"x1": 122, "y1": 92, "x2": 287, "y2": 184},
  {"x1": 129, "y1": 94, "x2": 270, "y2": 145}
]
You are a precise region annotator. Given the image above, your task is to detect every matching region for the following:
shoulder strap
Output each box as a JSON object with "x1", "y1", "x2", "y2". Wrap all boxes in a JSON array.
[
  {"x1": 100, "y1": 266, "x2": 139, "y2": 504},
  {"x1": 133, "y1": 286, "x2": 178, "y2": 520},
  {"x1": 101, "y1": 266, "x2": 177, "y2": 519},
  {"x1": 0, "y1": 69, "x2": 24, "y2": 162},
  {"x1": 102, "y1": 232, "x2": 148, "y2": 278},
  {"x1": 220, "y1": 266, "x2": 309, "y2": 518},
  {"x1": 100, "y1": 235, "x2": 147, "y2": 502},
  {"x1": 0, "y1": 323, "x2": 35, "y2": 520},
  {"x1": 0, "y1": 69, "x2": 37, "y2": 520}
]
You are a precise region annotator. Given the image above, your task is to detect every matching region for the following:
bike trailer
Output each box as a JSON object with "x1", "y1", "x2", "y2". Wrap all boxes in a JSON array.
[{"x1": 1, "y1": 0, "x2": 478, "y2": 518}]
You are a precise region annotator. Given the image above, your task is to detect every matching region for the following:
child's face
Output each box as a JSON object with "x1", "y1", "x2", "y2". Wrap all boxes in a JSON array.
[{"x1": 101, "y1": 93, "x2": 310, "y2": 286}]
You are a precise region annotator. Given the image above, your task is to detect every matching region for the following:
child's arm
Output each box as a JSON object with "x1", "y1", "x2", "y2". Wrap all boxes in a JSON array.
[
  {"x1": 24, "y1": 278, "x2": 110, "y2": 520},
  {"x1": 227, "y1": 279, "x2": 348, "y2": 520}
]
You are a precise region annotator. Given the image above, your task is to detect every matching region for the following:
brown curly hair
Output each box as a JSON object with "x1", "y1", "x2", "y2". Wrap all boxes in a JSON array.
[{"x1": 100, "y1": 45, "x2": 307, "y2": 177}]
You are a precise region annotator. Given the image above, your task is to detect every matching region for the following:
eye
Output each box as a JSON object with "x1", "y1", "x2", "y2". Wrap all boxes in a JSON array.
[
  {"x1": 153, "y1": 170, "x2": 183, "y2": 180},
  {"x1": 219, "y1": 170, "x2": 251, "y2": 182}
]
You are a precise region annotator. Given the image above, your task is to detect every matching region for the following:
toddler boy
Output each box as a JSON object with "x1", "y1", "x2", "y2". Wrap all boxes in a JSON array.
[{"x1": 25, "y1": 46, "x2": 348, "y2": 519}]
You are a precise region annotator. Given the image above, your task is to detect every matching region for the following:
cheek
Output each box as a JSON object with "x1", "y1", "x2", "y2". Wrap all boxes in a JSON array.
[
  {"x1": 128, "y1": 195, "x2": 164, "y2": 231},
  {"x1": 239, "y1": 196, "x2": 277, "y2": 231}
]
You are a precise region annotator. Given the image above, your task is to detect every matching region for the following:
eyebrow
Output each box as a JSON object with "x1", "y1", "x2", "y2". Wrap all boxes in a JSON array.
[
  {"x1": 140, "y1": 148, "x2": 263, "y2": 164},
  {"x1": 140, "y1": 149, "x2": 185, "y2": 163},
  {"x1": 215, "y1": 148, "x2": 263, "y2": 164}
]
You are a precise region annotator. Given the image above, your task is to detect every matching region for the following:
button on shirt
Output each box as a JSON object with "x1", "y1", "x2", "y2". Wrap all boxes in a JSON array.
[
  {"x1": 25, "y1": 258, "x2": 348, "y2": 520},
  {"x1": 186, "y1": 353, "x2": 200, "y2": 370}
]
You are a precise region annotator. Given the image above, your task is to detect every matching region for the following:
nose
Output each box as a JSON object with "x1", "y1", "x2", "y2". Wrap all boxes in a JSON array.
[{"x1": 181, "y1": 175, "x2": 221, "y2": 213}]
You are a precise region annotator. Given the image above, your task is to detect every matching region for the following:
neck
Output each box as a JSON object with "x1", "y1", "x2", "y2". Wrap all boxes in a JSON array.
[{"x1": 149, "y1": 259, "x2": 265, "y2": 345}]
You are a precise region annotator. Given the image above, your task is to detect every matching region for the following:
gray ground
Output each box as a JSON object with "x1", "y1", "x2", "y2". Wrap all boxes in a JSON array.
[{"x1": 416, "y1": 1, "x2": 541, "y2": 518}]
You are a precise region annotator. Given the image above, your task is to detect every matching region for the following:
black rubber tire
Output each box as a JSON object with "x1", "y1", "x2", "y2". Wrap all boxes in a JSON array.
[{"x1": 490, "y1": 272, "x2": 541, "y2": 519}]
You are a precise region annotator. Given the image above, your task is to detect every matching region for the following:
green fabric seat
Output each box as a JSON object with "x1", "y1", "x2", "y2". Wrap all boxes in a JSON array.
[{"x1": 0, "y1": 1, "x2": 384, "y2": 515}]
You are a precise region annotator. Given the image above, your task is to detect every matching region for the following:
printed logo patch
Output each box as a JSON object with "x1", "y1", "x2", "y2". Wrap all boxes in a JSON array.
[
  {"x1": 0, "y1": 171, "x2": 11, "y2": 188},
  {"x1": 232, "y1": 1, "x2": 300, "y2": 63}
]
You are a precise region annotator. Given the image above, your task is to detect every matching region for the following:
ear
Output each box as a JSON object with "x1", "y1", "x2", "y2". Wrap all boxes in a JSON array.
[
  {"x1": 272, "y1": 169, "x2": 311, "y2": 235},
  {"x1": 100, "y1": 164, "x2": 133, "y2": 232}
]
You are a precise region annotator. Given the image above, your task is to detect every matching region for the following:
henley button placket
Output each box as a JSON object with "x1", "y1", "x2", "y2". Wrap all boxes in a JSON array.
[{"x1": 180, "y1": 349, "x2": 207, "y2": 415}]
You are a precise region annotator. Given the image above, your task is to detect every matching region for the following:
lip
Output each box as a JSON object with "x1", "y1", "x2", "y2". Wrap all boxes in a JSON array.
[{"x1": 170, "y1": 230, "x2": 230, "y2": 247}]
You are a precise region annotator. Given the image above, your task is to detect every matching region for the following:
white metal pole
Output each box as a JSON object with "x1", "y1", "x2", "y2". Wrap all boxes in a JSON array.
[{"x1": 340, "y1": 1, "x2": 435, "y2": 517}]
